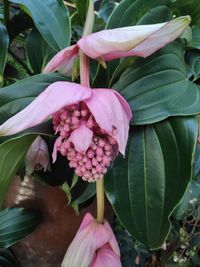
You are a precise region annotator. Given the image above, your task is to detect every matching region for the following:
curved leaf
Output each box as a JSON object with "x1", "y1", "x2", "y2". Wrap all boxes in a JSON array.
[
  {"x1": 0, "y1": 208, "x2": 40, "y2": 248},
  {"x1": 0, "y1": 134, "x2": 38, "y2": 208},
  {"x1": 105, "y1": 116, "x2": 198, "y2": 248},
  {"x1": 10, "y1": 0, "x2": 71, "y2": 51},
  {"x1": 113, "y1": 42, "x2": 200, "y2": 125},
  {"x1": 0, "y1": 73, "x2": 68, "y2": 124},
  {"x1": 26, "y1": 28, "x2": 56, "y2": 74},
  {"x1": 0, "y1": 22, "x2": 9, "y2": 85},
  {"x1": 107, "y1": 0, "x2": 170, "y2": 29},
  {"x1": 0, "y1": 249, "x2": 20, "y2": 267}
]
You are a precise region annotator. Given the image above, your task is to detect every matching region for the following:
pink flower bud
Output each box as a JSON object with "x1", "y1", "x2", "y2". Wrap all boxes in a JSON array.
[
  {"x1": 62, "y1": 213, "x2": 121, "y2": 267},
  {"x1": 25, "y1": 136, "x2": 50, "y2": 176}
]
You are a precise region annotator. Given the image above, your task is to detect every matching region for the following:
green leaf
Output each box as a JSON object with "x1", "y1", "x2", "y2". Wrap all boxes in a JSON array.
[
  {"x1": 174, "y1": 143, "x2": 200, "y2": 219},
  {"x1": 113, "y1": 42, "x2": 200, "y2": 125},
  {"x1": 188, "y1": 26, "x2": 200, "y2": 49},
  {"x1": 0, "y1": 208, "x2": 40, "y2": 248},
  {"x1": 10, "y1": 0, "x2": 71, "y2": 51},
  {"x1": 98, "y1": 0, "x2": 117, "y2": 23},
  {"x1": 105, "y1": 116, "x2": 198, "y2": 248},
  {"x1": 169, "y1": 0, "x2": 200, "y2": 26},
  {"x1": 0, "y1": 22, "x2": 9, "y2": 85},
  {"x1": 105, "y1": 0, "x2": 172, "y2": 86},
  {"x1": 107, "y1": 0, "x2": 171, "y2": 29},
  {"x1": 0, "y1": 249, "x2": 20, "y2": 267},
  {"x1": 186, "y1": 49, "x2": 200, "y2": 81},
  {"x1": 26, "y1": 28, "x2": 56, "y2": 74},
  {"x1": 72, "y1": 183, "x2": 96, "y2": 206},
  {"x1": 0, "y1": 73, "x2": 68, "y2": 124},
  {"x1": 0, "y1": 134, "x2": 37, "y2": 208}
]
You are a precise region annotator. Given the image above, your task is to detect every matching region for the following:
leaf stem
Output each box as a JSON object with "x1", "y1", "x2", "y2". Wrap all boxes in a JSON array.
[
  {"x1": 3, "y1": 0, "x2": 9, "y2": 25},
  {"x1": 96, "y1": 178, "x2": 105, "y2": 224}
]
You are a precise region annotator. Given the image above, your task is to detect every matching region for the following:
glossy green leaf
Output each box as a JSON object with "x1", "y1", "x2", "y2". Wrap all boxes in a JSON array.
[
  {"x1": 0, "y1": 22, "x2": 9, "y2": 85},
  {"x1": 175, "y1": 143, "x2": 200, "y2": 219},
  {"x1": 72, "y1": 183, "x2": 96, "y2": 206},
  {"x1": 186, "y1": 50, "x2": 200, "y2": 81},
  {"x1": 169, "y1": 0, "x2": 200, "y2": 25},
  {"x1": 10, "y1": 0, "x2": 71, "y2": 51},
  {"x1": 98, "y1": 0, "x2": 116, "y2": 23},
  {"x1": 0, "y1": 208, "x2": 40, "y2": 248},
  {"x1": 105, "y1": 116, "x2": 198, "y2": 248},
  {"x1": 0, "y1": 73, "x2": 68, "y2": 124},
  {"x1": 0, "y1": 134, "x2": 37, "y2": 208},
  {"x1": 107, "y1": 0, "x2": 171, "y2": 29},
  {"x1": 26, "y1": 28, "x2": 56, "y2": 74},
  {"x1": 0, "y1": 249, "x2": 20, "y2": 267},
  {"x1": 188, "y1": 26, "x2": 200, "y2": 49},
  {"x1": 113, "y1": 42, "x2": 200, "y2": 125}
]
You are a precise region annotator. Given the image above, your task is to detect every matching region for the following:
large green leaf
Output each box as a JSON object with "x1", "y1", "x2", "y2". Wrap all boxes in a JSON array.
[
  {"x1": 105, "y1": 116, "x2": 198, "y2": 248},
  {"x1": 0, "y1": 249, "x2": 20, "y2": 267},
  {"x1": 0, "y1": 134, "x2": 37, "y2": 208},
  {"x1": 174, "y1": 143, "x2": 200, "y2": 219},
  {"x1": 0, "y1": 22, "x2": 9, "y2": 85},
  {"x1": 0, "y1": 73, "x2": 68, "y2": 124},
  {"x1": 10, "y1": 0, "x2": 71, "y2": 51},
  {"x1": 107, "y1": 0, "x2": 170, "y2": 28},
  {"x1": 113, "y1": 42, "x2": 200, "y2": 125},
  {"x1": 0, "y1": 208, "x2": 40, "y2": 248},
  {"x1": 26, "y1": 28, "x2": 56, "y2": 74}
]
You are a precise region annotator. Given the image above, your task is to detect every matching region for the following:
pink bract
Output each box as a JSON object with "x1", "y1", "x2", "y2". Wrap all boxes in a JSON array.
[
  {"x1": 0, "y1": 82, "x2": 132, "y2": 181},
  {"x1": 61, "y1": 213, "x2": 121, "y2": 267},
  {"x1": 44, "y1": 16, "x2": 191, "y2": 74}
]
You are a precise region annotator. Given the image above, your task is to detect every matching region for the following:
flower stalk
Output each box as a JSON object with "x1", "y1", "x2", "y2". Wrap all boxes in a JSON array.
[
  {"x1": 80, "y1": 0, "x2": 94, "y2": 87},
  {"x1": 96, "y1": 178, "x2": 105, "y2": 223},
  {"x1": 79, "y1": 0, "x2": 106, "y2": 224}
]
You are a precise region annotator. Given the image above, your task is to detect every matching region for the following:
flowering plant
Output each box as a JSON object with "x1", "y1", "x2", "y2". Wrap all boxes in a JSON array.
[{"x1": 0, "y1": 0, "x2": 200, "y2": 266}]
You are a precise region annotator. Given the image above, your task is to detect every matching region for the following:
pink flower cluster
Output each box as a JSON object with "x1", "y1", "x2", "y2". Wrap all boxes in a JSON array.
[{"x1": 52, "y1": 104, "x2": 116, "y2": 182}]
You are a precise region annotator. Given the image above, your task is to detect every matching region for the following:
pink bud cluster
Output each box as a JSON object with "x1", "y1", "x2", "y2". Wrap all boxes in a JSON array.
[{"x1": 52, "y1": 104, "x2": 117, "y2": 182}]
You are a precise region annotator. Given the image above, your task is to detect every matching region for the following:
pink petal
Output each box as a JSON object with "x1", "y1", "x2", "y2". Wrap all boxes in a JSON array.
[
  {"x1": 52, "y1": 136, "x2": 64, "y2": 162},
  {"x1": 78, "y1": 16, "x2": 191, "y2": 61},
  {"x1": 103, "y1": 220, "x2": 120, "y2": 257},
  {"x1": 69, "y1": 123, "x2": 93, "y2": 153},
  {"x1": 62, "y1": 214, "x2": 112, "y2": 267},
  {"x1": 90, "y1": 245, "x2": 122, "y2": 267},
  {"x1": 0, "y1": 82, "x2": 92, "y2": 136},
  {"x1": 85, "y1": 89, "x2": 132, "y2": 155},
  {"x1": 43, "y1": 45, "x2": 79, "y2": 75}
]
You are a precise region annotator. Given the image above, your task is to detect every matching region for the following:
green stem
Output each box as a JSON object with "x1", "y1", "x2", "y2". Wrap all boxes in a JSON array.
[
  {"x1": 79, "y1": 0, "x2": 95, "y2": 87},
  {"x1": 79, "y1": 0, "x2": 105, "y2": 224},
  {"x1": 96, "y1": 178, "x2": 105, "y2": 224},
  {"x1": 3, "y1": 0, "x2": 9, "y2": 25}
]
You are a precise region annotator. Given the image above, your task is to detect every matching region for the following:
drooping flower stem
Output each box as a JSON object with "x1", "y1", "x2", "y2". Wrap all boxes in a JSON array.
[
  {"x1": 96, "y1": 178, "x2": 105, "y2": 224},
  {"x1": 80, "y1": 0, "x2": 94, "y2": 87},
  {"x1": 80, "y1": 0, "x2": 105, "y2": 224}
]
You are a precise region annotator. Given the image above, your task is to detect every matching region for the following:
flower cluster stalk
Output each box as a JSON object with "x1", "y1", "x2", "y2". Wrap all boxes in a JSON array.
[{"x1": 80, "y1": 0, "x2": 105, "y2": 223}]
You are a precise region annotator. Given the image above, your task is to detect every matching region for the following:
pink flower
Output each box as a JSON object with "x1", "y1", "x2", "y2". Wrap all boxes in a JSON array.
[
  {"x1": 25, "y1": 136, "x2": 50, "y2": 175},
  {"x1": 61, "y1": 213, "x2": 121, "y2": 267},
  {"x1": 44, "y1": 16, "x2": 191, "y2": 73},
  {"x1": 0, "y1": 82, "x2": 132, "y2": 182}
]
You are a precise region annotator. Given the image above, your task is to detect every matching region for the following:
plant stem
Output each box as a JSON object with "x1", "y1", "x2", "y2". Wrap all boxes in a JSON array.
[
  {"x1": 79, "y1": 0, "x2": 105, "y2": 224},
  {"x1": 96, "y1": 178, "x2": 105, "y2": 223},
  {"x1": 3, "y1": 0, "x2": 9, "y2": 25},
  {"x1": 79, "y1": 0, "x2": 94, "y2": 87}
]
